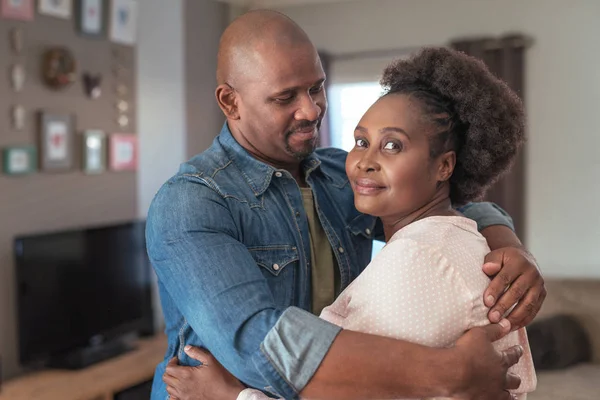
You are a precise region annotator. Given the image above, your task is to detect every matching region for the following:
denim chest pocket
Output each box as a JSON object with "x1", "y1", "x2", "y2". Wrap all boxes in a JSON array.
[{"x1": 248, "y1": 245, "x2": 298, "y2": 307}]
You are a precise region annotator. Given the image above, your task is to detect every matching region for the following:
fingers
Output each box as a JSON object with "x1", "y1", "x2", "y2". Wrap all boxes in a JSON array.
[
  {"x1": 504, "y1": 283, "x2": 545, "y2": 330},
  {"x1": 482, "y1": 261, "x2": 502, "y2": 278},
  {"x1": 163, "y1": 372, "x2": 179, "y2": 387},
  {"x1": 487, "y1": 273, "x2": 527, "y2": 323},
  {"x1": 505, "y1": 372, "x2": 522, "y2": 391},
  {"x1": 165, "y1": 383, "x2": 180, "y2": 400},
  {"x1": 167, "y1": 356, "x2": 179, "y2": 366},
  {"x1": 184, "y1": 345, "x2": 213, "y2": 364},
  {"x1": 481, "y1": 319, "x2": 512, "y2": 342},
  {"x1": 484, "y1": 265, "x2": 519, "y2": 312},
  {"x1": 501, "y1": 345, "x2": 524, "y2": 368}
]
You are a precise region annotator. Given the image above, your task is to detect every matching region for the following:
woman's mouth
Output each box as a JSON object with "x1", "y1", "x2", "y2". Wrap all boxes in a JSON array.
[{"x1": 353, "y1": 178, "x2": 386, "y2": 195}]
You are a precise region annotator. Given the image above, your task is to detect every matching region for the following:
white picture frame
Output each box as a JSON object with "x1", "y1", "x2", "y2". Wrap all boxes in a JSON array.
[
  {"x1": 38, "y1": 0, "x2": 72, "y2": 19},
  {"x1": 109, "y1": 0, "x2": 137, "y2": 46},
  {"x1": 77, "y1": 0, "x2": 104, "y2": 37},
  {"x1": 83, "y1": 130, "x2": 107, "y2": 174}
]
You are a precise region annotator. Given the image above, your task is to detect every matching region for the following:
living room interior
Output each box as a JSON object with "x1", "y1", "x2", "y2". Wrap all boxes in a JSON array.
[{"x1": 0, "y1": 0, "x2": 598, "y2": 399}]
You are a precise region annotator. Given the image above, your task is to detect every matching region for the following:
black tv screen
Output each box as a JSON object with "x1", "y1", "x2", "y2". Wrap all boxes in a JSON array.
[{"x1": 14, "y1": 221, "x2": 153, "y2": 366}]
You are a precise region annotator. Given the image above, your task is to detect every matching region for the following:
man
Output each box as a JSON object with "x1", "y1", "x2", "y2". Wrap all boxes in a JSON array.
[{"x1": 146, "y1": 10, "x2": 545, "y2": 400}]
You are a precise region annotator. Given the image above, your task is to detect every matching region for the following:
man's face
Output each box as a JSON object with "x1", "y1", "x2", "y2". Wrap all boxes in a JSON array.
[{"x1": 234, "y1": 42, "x2": 327, "y2": 165}]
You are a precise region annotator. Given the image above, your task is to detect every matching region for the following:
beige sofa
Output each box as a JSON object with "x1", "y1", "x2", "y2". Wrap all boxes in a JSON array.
[{"x1": 528, "y1": 279, "x2": 600, "y2": 400}]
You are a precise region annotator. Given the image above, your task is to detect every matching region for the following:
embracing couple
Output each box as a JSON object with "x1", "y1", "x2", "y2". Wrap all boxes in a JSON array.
[{"x1": 146, "y1": 9, "x2": 544, "y2": 400}]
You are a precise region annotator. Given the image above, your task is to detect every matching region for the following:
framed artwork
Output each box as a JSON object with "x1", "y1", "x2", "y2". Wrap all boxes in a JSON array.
[
  {"x1": 1, "y1": 0, "x2": 34, "y2": 21},
  {"x1": 76, "y1": 0, "x2": 105, "y2": 37},
  {"x1": 3, "y1": 146, "x2": 37, "y2": 175},
  {"x1": 109, "y1": 0, "x2": 137, "y2": 45},
  {"x1": 38, "y1": 0, "x2": 72, "y2": 19},
  {"x1": 82, "y1": 130, "x2": 106, "y2": 173},
  {"x1": 39, "y1": 112, "x2": 74, "y2": 171},
  {"x1": 109, "y1": 133, "x2": 136, "y2": 171}
]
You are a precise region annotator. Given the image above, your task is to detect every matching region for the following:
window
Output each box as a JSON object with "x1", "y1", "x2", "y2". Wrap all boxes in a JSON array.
[{"x1": 328, "y1": 81, "x2": 386, "y2": 259}]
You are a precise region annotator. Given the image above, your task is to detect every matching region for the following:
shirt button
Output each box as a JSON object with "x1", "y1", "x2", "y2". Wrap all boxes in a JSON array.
[
  {"x1": 295, "y1": 211, "x2": 300, "y2": 217},
  {"x1": 275, "y1": 172, "x2": 283, "y2": 178},
  {"x1": 273, "y1": 263, "x2": 280, "y2": 271},
  {"x1": 365, "y1": 228, "x2": 371, "y2": 235},
  {"x1": 338, "y1": 247, "x2": 344, "y2": 254}
]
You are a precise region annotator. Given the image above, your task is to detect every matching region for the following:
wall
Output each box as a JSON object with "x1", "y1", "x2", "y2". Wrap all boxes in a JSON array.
[
  {"x1": 0, "y1": 14, "x2": 137, "y2": 378},
  {"x1": 267, "y1": 0, "x2": 600, "y2": 277},
  {"x1": 184, "y1": 0, "x2": 228, "y2": 158}
]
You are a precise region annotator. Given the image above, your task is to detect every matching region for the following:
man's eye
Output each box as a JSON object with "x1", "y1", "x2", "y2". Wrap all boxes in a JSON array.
[
  {"x1": 355, "y1": 138, "x2": 367, "y2": 147},
  {"x1": 310, "y1": 85, "x2": 324, "y2": 94},
  {"x1": 275, "y1": 95, "x2": 294, "y2": 103}
]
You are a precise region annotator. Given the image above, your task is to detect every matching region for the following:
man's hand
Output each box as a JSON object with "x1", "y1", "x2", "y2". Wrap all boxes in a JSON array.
[
  {"x1": 451, "y1": 319, "x2": 523, "y2": 400},
  {"x1": 482, "y1": 246, "x2": 546, "y2": 330},
  {"x1": 163, "y1": 346, "x2": 245, "y2": 400}
]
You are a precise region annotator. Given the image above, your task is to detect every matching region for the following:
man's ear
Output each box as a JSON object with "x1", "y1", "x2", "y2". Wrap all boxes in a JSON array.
[
  {"x1": 437, "y1": 150, "x2": 456, "y2": 182},
  {"x1": 215, "y1": 84, "x2": 240, "y2": 119}
]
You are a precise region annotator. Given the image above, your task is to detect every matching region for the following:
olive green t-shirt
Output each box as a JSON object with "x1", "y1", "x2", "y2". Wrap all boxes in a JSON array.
[{"x1": 300, "y1": 187, "x2": 340, "y2": 315}]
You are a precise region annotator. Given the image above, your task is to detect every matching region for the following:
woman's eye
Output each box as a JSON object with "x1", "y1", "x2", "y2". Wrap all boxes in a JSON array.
[
  {"x1": 384, "y1": 141, "x2": 402, "y2": 151},
  {"x1": 355, "y1": 138, "x2": 367, "y2": 147}
]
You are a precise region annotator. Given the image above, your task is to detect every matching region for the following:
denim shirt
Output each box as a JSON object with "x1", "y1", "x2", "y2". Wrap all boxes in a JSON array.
[{"x1": 146, "y1": 123, "x2": 514, "y2": 399}]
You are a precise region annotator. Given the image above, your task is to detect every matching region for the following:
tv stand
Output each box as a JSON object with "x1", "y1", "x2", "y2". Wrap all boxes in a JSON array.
[
  {"x1": 0, "y1": 334, "x2": 167, "y2": 400},
  {"x1": 48, "y1": 337, "x2": 137, "y2": 370}
]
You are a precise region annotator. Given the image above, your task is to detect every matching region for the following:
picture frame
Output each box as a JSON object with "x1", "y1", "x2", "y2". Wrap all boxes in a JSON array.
[
  {"x1": 1, "y1": 0, "x2": 34, "y2": 21},
  {"x1": 109, "y1": 0, "x2": 137, "y2": 46},
  {"x1": 39, "y1": 112, "x2": 75, "y2": 171},
  {"x1": 109, "y1": 133, "x2": 137, "y2": 171},
  {"x1": 76, "y1": 0, "x2": 105, "y2": 38},
  {"x1": 38, "y1": 0, "x2": 72, "y2": 19},
  {"x1": 3, "y1": 146, "x2": 37, "y2": 176},
  {"x1": 82, "y1": 130, "x2": 107, "y2": 173}
]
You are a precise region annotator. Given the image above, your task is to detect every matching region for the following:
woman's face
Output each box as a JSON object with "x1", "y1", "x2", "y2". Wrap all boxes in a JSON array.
[{"x1": 346, "y1": 94, "x2": 444, "y2": 221}]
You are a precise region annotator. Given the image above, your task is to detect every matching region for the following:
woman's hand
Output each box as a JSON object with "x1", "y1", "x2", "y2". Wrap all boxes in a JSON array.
[{"x1": 163, "y1": 346, "x2": 245, "y2": 400}]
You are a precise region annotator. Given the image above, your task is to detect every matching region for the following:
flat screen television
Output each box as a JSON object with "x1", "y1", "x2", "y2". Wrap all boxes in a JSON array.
[{"x1": 14, "y1": 220, "x2": 154, "y2": 369}]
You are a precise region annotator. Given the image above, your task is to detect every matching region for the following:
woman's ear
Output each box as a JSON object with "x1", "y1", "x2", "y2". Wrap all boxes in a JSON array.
[
  {"x1": 215, "y1": 84, "x2": 240, "y2": 120},
  {"x1": 437, "y1": 151, "x2": 456, "y2": 182}
]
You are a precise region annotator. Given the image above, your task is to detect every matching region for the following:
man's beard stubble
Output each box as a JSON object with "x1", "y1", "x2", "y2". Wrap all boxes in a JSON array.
[{"x1": 284, "y1": 119, "x2": 322, "y2": 160}]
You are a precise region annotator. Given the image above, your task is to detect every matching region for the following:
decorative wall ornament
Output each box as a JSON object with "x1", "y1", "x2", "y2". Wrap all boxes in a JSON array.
[
  {"x1": 0, "y1": 0, "x2": 34, "y2": 21},
  {"x1": 109, "y1": 0, "x2": 137, "y2": 46},
  {"x1": 3, "y1": 146, "x2": 36, "y2": 176},
  {"x1": 11, "y1": 105, "x2": 26, "y2": 131},
  {"x1": 83, "y1": 72, "x2": 102, "y2": 99},
  {"x1": 42, "y1": 47, "x2": 77, "y2": 90},
  {"x1": 109, "y1": 133, "x2": 137, "y2": 171},
  {"x1": 83, "y1": 130, "x2": 107, "y2": 173},
  {"x1": 38, "y1": 0, "x2": 72, "y2": 19},
  {"x1": 10, "y1": 64, "x2": 26, "y2": 92},
  {"x1": 39, "y1": 111, "x2": 74, "y2": 171},
  {"x1": 76, "y1": 0, "x2": 105, "y2": 38},
  {"x1": 9, "y1": 27, "x2": 24, "y2": 55},
  {"x1": 117, "y1": 114, "x2": 128, "y2": 128}
]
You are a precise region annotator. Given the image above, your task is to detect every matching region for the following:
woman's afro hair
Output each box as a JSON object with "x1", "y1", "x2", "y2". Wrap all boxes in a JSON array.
[{"x1": 380, "y1": 47, "x2": 525, "y2": 205}]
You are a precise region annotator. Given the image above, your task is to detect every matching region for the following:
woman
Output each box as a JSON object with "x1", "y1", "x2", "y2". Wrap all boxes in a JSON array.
[{"x1": 164, "y1": 47, "x2": 537, "y2": 399}]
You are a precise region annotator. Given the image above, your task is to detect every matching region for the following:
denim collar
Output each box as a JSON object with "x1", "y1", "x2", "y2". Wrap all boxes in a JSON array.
[{"x1": 218, "y1": 123, "x2": 323, "y2": 196}]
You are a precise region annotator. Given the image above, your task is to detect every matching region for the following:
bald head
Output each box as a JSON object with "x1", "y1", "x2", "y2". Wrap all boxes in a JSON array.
[{"x1": 217, "y1": 10, "x2": 316, "y2": 86}]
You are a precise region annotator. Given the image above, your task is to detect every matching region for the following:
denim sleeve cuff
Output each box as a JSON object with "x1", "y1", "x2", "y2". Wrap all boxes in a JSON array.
[
  {"x1": 459, "y1": 202, "x2": 515, "y2": 232},
  {"x1": 251, "y1": 306, "x2": 342, "y2": 399}
]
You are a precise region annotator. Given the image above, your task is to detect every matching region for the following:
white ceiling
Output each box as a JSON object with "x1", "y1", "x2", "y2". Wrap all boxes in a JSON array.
[{"x1": 216, "y1": 0, "x2": 360, "y2": 8}]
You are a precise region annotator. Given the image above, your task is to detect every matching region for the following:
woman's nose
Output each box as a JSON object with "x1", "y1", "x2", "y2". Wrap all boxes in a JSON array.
[{"x1": 356, "y1": 152, "x2": 380, "y2": 172}]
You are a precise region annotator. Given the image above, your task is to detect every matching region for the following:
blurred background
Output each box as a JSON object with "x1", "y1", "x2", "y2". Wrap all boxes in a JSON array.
[{"x1": 0, "y1": 0, "x2": 598, "y2": 399}]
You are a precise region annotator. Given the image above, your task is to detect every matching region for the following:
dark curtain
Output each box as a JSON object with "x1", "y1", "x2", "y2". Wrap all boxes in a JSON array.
[
  {"x1": 451, "y1": 35, "x2": 530, "y2": 239},
  {"x1": 318, "y1": 51, "x2": 332, "y2": 148}
]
